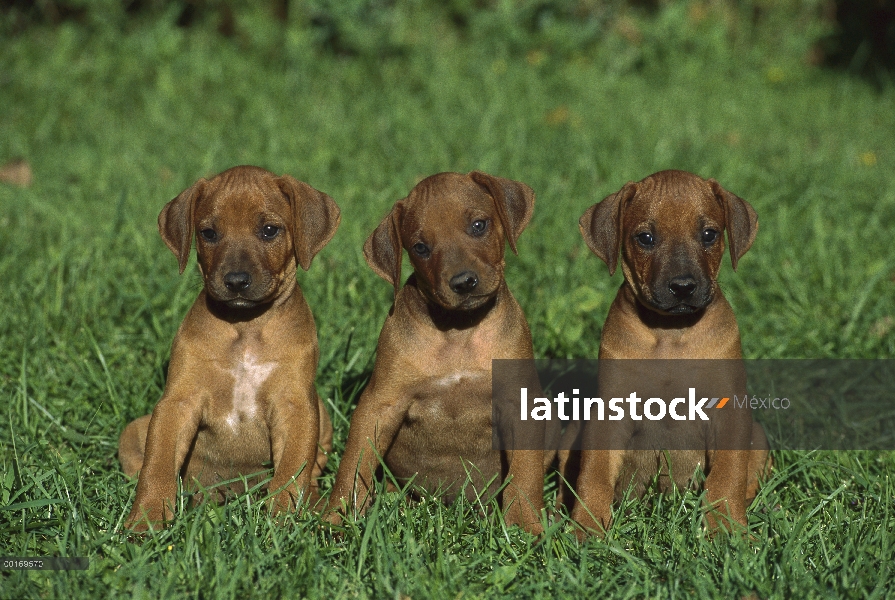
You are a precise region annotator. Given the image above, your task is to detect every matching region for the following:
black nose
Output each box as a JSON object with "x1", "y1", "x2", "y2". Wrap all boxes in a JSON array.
[
  {"x1": 224, "y1": 271, "x2": 252, "y2": 292},
  {"x1": 449, "y1": 271, "x2": 478, "y2": 294},
  {"x1": 668, "y1": 276, "x2": 697, "y2": 299}
]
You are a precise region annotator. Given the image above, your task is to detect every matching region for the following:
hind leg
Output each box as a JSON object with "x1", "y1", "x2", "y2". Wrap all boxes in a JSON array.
[{"x1": 118, "y1": 414, "x2": 152, "y2": 477}]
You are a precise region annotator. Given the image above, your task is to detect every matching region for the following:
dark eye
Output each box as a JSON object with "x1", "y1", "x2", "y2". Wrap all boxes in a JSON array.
[
  {"x1": 261, "y1": 224, "x2": 280, "y2": 240},
  {"x1": 200, "y1": 228, "x2": 218, "y2": 242},
  {"x1": 412, "y1": 242, "x2": 431, "y2": 258},
  {"x1": 701, "y1": 229, "x2": 719, "y2": 246},
  {"x1": 635, "y1": 232, "x2": 655, "y2": 248},
  {"x1": 470, "y1": 219, "x2": 487, "y2": 236}
]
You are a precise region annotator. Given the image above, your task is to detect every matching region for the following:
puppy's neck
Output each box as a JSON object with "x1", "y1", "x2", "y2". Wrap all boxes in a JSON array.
[
  {"x1": 623, "y1": 283, "x2": 707, "y2": 331},
  {"x1": 403, "y1": 275, "x2": 499, "y2": 332},
  {"x1": 426, "y1": 296, "x2": 498, "y2": 331},
  {"x1": 202, "y1": 285, "x2": 298, "y2": 325}
]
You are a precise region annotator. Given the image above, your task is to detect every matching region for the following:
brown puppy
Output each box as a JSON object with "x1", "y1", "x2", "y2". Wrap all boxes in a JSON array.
[
  {"x1": 119, "y1": 165, "x2": 339, "y2": 530},
  {"x1": 571, "y1": 169, "x2": 769, "y2": 536},
  {"x1": 326, "y1": 172, "x2": 546, "y2": 534}
]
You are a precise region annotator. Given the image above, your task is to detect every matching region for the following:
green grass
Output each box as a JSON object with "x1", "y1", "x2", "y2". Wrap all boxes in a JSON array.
[{"x1": 1, "y1": 6, "x2": 894, "y2": 598}]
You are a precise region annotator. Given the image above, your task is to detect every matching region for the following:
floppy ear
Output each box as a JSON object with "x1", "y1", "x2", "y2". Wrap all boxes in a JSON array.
[
  {"x1": 708, "y1": 179, "x2": 758, "y2": 271},
  {"x1": 469, "y1": 171, "x2": 535, "y2": 255},
  {"x1": 363, "y1": 202, "x2": 404, "y2": 296},
  {"x1": 158, "y1": 179, "x2": 206, "y2": 274},
  {"x1": 277, "y1": 175, "x2": 341, "y2": 271},
  {"x1": 578, "y1": 182, "x2": 637, "y2": 276}
]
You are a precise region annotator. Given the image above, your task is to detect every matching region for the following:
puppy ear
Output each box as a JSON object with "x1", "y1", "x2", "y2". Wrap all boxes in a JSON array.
[
  {"x1": 277, "y1": 175, "x2": 341, "y2": 271},
  {"x1": 709, "y1": 179, "x2": 758, "y2": 271},
  {"x1": 363, "y1": 202, "x2": 404, "y2": 296},
  {"x1": 158, "y1": 179, "x2": 206, "y2": 274},
  {"x1": 469, "y1": 171, "x2": 535, "y2": 255},
  {"x1": 579, "y1": 182, "x2": 637, "y2": 276}
]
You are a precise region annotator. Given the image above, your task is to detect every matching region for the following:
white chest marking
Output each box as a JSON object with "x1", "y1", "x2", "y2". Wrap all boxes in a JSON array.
[
  {"x1": 226, "y1": 351, "x2": 277, "y2": 429},
  {"x1": 430, "y1": 370, "x2": 485, "y2": 388}
]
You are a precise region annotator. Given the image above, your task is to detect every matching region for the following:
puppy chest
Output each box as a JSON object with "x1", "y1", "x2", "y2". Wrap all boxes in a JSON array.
[
  {"x1": 217, "y1": 351, "x2": 278, "y2": 430},
  {"x1": 191, "y1": 423, "x2": 272, "y2": 472},
  {"x1": 193, "y1": 352, "x2": 278, "y2": 466},
  {"x1": 388, "y1": 371, "x2": 497, "y2": 481},
  {"x1": 404, "y1": 371, "x2": 493, "y2": 428}
]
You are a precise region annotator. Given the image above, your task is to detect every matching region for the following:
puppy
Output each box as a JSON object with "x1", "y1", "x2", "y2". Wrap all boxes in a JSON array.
[
  {"x1": 326, "y1": 171, "x2": 546, "y2": 534},
  {"x1": 119, "y1": 165, "x2": 339, "y2": 530},
  {"x1": 570, "y1": 169, "x2": 769, "y2": 536}
]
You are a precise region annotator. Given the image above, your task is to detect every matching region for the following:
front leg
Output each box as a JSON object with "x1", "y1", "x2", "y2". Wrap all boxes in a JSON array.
[
  {"x1": 571, "y1": 449, "x2": 624, "y2": 539},
  {"x1": 267, "y1": 381, "x2": 321, "y2": 513},
  {"x1": 125, "y1": 394, "x2": 201, "y2": 530},
  {"x1": 703, "y1": 401, "x2": 755, "y2": 532},
  {"x1": 502, "y1": 449, "x2": 546, "y2": 535},
  {"x1": 326, "y1": 379, "x2": 409, "y2": 524},
  {"x1": 703, "y1": 449, "x2": 750, "y2": 531},
  {"x1": 492, "y1": 371, "x2": 546, "y2": 534}
]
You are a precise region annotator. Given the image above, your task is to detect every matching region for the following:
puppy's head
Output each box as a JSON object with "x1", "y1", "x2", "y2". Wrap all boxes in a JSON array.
[
  {"x1": 159, "y1": 166, "x2": 340, "y2": 309},
  {"x1": 364, "y1": 172, "x2": 534, "y2": 311},
  {"x1": 579, "y1": 170, "x2": 757, "y2": 315}
]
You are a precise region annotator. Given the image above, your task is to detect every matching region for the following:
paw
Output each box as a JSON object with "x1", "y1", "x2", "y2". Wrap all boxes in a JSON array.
[
  {"x1": 124, "y1": 502, "x2": 172, "y2": 531},
  {"x1": 570, "y1": 507, "x2": 610, "y2": 541},
  {"x1": 267, "y1": 489, "x2": 298, "y2": 515},
  {"x1": 503, "y1": 501, "x2": 545, "y2": 536},
  {"x1": 323, "y1": 509, "x2": 344, "y2": 527}
]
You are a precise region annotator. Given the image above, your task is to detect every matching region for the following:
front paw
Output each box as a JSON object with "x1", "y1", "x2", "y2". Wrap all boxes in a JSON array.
[
  {"x1": 124, "y1": 499, "x2": 174, "y2": 531},
  {"x1": 703, "y1": 502, "x2": 748, "y2": 535},
  {"x1": 267, "y1": 488, "x2": 299, "y2": 515},
  {"x1": 503, "y1": 499, "x2": 544, "y2": 536},
  {"x1": 323, "y1": 508, "x2": 344, "y2": 527},
  {"x1": 570, "y1": 505, "x2": 610, "y2": 541}
]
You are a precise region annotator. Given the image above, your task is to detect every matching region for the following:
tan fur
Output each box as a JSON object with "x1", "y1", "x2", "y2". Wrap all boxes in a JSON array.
[
  {"x1": 326, "y1": 172, "x2": 546, "y2": 534},
  {"x1": 119, "y1": 165, "x2": 339, "y2": 530},
  {"x1": 568, "y1": 170, "x2": 769, "y2": 537}
]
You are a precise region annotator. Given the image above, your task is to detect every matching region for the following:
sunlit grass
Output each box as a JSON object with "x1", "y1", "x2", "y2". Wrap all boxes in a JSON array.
[{"x1": 1, "y1": 7, "x2": 893, "y2": 598}]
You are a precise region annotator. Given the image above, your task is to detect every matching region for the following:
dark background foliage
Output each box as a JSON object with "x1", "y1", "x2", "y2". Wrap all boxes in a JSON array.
[{"x1": 3, "y1": 0, "x2": 895, "y2": 81}]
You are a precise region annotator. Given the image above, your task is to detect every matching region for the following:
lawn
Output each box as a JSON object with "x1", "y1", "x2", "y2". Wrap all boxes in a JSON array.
[{"x1": 1, "y1": 3, "x2": 894, "y2": 598}]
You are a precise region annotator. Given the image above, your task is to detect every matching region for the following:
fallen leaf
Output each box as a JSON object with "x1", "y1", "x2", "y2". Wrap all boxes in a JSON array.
[{"x1": 0, "y1": 159, "x2": 33, "y2": 187}]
